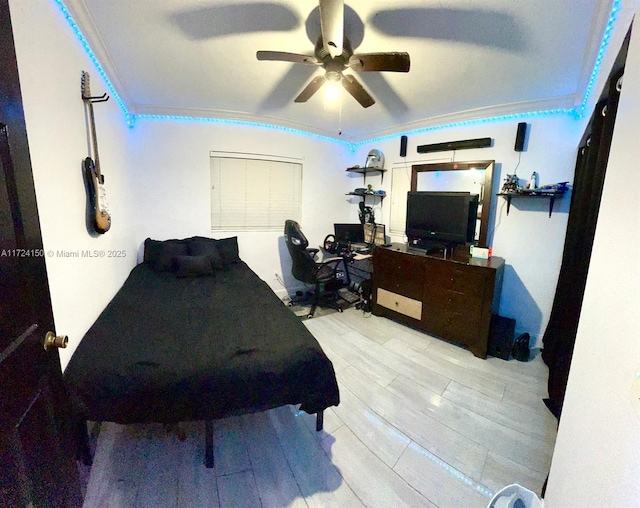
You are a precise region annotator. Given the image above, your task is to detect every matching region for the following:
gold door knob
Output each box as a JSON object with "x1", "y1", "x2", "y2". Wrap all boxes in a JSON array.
[{"x1": 44, "y1": 331, "x2": 68, "y2": 350}]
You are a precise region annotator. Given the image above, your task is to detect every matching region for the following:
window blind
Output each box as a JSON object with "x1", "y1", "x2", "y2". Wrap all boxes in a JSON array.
[{"x1": 211, "y1": 156, "x2": 302, "y2": 231}]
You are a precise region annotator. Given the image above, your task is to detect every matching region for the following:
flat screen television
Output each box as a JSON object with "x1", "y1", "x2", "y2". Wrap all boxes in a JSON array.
[
  {"x1": 406, "y1": 191, "x2": 478, "y2": 248},
  {"x1": 467, "y1": 193, "x2": 480, "y2": 243}
]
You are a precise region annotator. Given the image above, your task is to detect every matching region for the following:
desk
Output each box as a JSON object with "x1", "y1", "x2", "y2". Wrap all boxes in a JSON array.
[
  {"x1": 344, "y1": 253, "x2": 373, "y2": 284},
  {"x1": 372, "y1": 243, "x2": 504, "y2": 358},
  {"x1": 320, "y1": 247, "x2": 373, "y2": 285}
]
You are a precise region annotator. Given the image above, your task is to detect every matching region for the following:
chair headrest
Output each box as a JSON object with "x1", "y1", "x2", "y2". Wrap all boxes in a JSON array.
[{"x1": 284, "y1": 220, "x2": 309, "y2": 249}]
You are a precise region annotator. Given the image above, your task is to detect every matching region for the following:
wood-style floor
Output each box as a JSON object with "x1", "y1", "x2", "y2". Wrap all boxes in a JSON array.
[{"x1": 82, "y1": 308, "x2": 557, "y2": 507}]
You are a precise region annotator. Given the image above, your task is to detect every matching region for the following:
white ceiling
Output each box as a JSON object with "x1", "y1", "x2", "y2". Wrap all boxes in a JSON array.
[{"x1": 64, "y1": 0, "x2": 625, "y2": 142}]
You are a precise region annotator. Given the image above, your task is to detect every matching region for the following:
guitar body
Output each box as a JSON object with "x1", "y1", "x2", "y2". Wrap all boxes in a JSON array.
[
  {"x1": 81, "y1": 71, "x2": 111, "y2": 234},
  {"x1": 84, "y1": 156, "x2": 110, "y2": 234}
]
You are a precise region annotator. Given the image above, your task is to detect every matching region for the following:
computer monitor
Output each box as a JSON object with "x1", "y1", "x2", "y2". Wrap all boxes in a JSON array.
[{"x1": 334, "y1": 223, "x2": 365, "y2": 243}]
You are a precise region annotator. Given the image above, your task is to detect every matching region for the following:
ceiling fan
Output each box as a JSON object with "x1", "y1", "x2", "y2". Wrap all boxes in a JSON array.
[{"x1": 256, "y1": 0, "x2": 410, "y2": 108}]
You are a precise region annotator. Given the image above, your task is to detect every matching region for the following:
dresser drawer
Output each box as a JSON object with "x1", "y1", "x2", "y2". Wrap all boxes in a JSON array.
[
  {"x1": 374, "y1": 249, "x2": 425, "y2": 300},
  {"x1": 423, "y1": 309, "x2": 481, "y2": 343},
  {"x1": 424, "y1": 259, "x2": 488, "y2": 297},
  {"x1": 376, "y1": 288, "x2": 423, "y2": 320},
  {"x1": 423, "y1": 286, "x2": 483, "y2": 316}
]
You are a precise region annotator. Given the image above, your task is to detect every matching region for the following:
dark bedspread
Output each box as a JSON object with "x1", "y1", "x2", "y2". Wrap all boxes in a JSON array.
[{"x1": 63, "y1": 262, "x2": 339, "y2": 424}]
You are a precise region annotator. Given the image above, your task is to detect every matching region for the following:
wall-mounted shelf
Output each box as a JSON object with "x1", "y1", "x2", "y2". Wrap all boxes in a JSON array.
[
  {"x1": 346, "y1": 166, "x2": 387, "y2": 185},
  {"x1": 346, "y1": 192, "x2": 386, "y2": 201},
  {"x1": 497, "y1": 189, "x2": 566, "y2": 217}
]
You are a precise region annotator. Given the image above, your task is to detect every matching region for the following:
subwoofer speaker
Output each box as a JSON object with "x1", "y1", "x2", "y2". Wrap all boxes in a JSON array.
[
  {"x1": 400, "y1": 135, "x2": 408, "y2": 157},
  {"x1": 514, "y1": 122, "x2": 528, "y2": 152},
  {"x1": 488, "y1": 314, "x2": 516, "y2": 360}
]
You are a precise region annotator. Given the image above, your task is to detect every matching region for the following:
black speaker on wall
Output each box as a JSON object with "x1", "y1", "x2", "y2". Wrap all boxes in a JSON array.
[
  {"x1": 400, "y1": 135, "x2": 408, "y2": 157},
  {"x1": 514, "y1": 122, "x2": 528, "y2": 152}
]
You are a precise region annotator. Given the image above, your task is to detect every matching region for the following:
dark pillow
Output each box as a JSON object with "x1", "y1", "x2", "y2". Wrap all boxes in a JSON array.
[
  {"x1": 144, "y1": 238, "x2": 188, "y2": 272},
  {"x1": 188, "y1": 240, "x2": 226, "y2": 270},
  {"x1": 183, "y1": 235, "x2": 212, "y2": 244},
  {"x1": 173, "y1": 255, "x2": 214, "y2": 277},
  {"x1": 143, "y1": 238, "x2": 162, "y2": 263},
  {"x1": 215, "y1": 236, "x2": 241, "y2": 264}
]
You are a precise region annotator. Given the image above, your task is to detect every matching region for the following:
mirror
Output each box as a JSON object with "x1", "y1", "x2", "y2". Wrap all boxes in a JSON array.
[{"x1": 411, "y1": 160, "x2": 495, "y2": 248}]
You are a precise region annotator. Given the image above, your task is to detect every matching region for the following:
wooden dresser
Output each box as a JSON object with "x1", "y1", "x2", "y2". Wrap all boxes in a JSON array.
[{"x1": 372, "y1": 243, "x2": 504, "y2": 358}]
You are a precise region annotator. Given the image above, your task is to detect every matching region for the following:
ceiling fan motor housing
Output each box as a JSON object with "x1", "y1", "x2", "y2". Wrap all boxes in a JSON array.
[
  {"x1": 315, "y1": 36, "x2": 352, "y2": 70},
  {"x1": 256, "y1": 1, "x2": 410, "y2": 108}
]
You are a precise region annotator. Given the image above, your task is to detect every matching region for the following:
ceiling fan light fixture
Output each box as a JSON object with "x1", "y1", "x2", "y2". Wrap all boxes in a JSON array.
[
  {"x1": 257, "y1": 0, "x2": 409, "y2": 109},
  {"x1": 324, "y1": 79, "x2": 341, "y2": 102}
]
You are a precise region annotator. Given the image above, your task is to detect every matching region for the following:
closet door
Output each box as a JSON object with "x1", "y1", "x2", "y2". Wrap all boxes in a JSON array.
[
  {"x1": 541, "y1": 66, "x2": 624, "y2": 418},
  {"x1": 0, "y1": 2, "x2": 83, "y2": 506}
]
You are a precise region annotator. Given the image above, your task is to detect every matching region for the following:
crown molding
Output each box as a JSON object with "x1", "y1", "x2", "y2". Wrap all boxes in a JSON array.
[
  {"x1": 352, "y1": 95, "x2": 577, "y2": 145},
  {"x1": 60, "y1": 0, "x2": 132, "y2": 109},
  {"x1": 132, "y1": 105, "x2": 358, "y2": 144}
]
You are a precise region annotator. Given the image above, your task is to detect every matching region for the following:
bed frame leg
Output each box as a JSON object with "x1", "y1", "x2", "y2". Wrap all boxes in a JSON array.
[
  {"x1": 77, "y1": 419, "x2": 93, "y2": 466},
  {"x1": 315, "y1": 410, "x2": 324, "y2": 432},
  {"x1": 205, "y1": 420, "x2": 214, "y2": 468}
]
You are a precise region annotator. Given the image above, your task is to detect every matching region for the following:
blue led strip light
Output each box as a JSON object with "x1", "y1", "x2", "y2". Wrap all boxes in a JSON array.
[
  {"x1": 54, "y1": 0, "x2": 131, "y2": 123},
  {"x1": 56, "y1": 0, "x2": 623, "y2": 144},
  {"x1": 574, "y1": 0, "x2": 622, "y2": 119},
  {"x1": 352, "y1": 108, "x2": 574, "y2": 148},
  {"x1": 407, "y1": 442, "x2": 495, "y2": 499}
]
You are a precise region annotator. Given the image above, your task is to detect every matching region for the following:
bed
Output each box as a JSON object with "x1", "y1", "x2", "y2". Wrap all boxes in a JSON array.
[{"x1": 63, "y1": 236, "x2": 340, "y2": 467}]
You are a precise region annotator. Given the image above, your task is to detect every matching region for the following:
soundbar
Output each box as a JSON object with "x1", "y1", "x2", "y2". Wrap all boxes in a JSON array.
[{"x1": 417, "y1": 137, "x2": 493, "y2": 154}]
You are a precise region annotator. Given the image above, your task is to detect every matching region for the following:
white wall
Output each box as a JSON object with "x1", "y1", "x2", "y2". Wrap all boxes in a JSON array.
[
  {"x1": 348, "y1": 116, "x2": 587, "y2": 345},
  {"x1": 125, "y1": 114, "x2": 587, "y2": 345},
  {"x1": 9, "y1": 0, "x2": 631, "y2": 373},
  {"x1": 545, "y1": 16, "x2": 640, "y2": 507},
  {"x1": 126, "y1": 119, "x2": 354, "y2": 294},
  {"x1": 10, "y1": 0, "x2": 137, "y2": 369}
]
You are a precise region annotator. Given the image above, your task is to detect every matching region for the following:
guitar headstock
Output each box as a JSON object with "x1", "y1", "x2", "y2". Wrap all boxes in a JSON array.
[{"x1": 81, "y1": 70, "x2": 91, "y2": 101}]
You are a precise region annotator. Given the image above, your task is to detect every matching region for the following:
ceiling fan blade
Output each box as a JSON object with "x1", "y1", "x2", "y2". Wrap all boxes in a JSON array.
[
  {"x1": 319, "y1": 0, "x2": 343, "y2": 58},
  {"x1": 257, "y1": 51, "x2": 317, "y2": 65},
  {"x1": 295, "y1": 75, "x2": 327, "y2": 102},
  {"x1": 349, "y1": 53, "x2": 411, "y2": 72},
  {"x1": 341, "y1": 75, "x2": 375, "y2": 108}
]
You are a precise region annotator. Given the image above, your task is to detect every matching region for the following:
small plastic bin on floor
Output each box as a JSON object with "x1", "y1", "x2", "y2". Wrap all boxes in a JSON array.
[{"x1": 488, "y1": 484, "x2": 543, "y2": 508}]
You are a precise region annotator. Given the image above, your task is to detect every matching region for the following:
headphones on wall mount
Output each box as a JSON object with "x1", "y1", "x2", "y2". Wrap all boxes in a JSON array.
[{"x1": 358, "y1": 200, "x2": 375, "y2": 224}]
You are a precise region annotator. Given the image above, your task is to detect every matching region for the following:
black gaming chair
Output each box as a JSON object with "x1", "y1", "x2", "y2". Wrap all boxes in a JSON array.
[{"x1": 284, "y1": 219, "x2": 344, "y2": 318}]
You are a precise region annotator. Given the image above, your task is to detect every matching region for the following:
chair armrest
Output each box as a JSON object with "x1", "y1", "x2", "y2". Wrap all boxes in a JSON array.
[
  {"x1": 314, "y1": 257, "x2": 345, "y2": 280},
  {"x1": 321, "y1": 256, "x2": 344, "y2": 264}
]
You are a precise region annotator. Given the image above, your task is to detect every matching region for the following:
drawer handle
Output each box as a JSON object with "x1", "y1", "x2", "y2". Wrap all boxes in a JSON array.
[{"x1": 395, "y1": 301, "x2": 399, "y2": 306}]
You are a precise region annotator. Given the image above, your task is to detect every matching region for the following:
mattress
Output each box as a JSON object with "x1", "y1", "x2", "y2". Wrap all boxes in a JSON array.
[{"x1": 63, "y1": 261, "x2": 340, "y2": 424}]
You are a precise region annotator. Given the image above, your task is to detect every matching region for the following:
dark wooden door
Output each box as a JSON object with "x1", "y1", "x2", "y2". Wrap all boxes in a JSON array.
[{"x1": 0, "y1": 1, "x2": 83, "y2": 506}]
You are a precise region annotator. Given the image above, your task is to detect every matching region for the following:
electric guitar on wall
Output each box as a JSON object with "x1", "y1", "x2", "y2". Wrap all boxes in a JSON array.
[{"x1": 81, "y1": 71, "x2": 111, "y2": 234}]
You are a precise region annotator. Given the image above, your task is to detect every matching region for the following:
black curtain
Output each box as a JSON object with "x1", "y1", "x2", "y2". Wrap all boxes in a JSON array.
[{"x1": 541, "y1": 67, "x2": 624, "y2": 419}]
